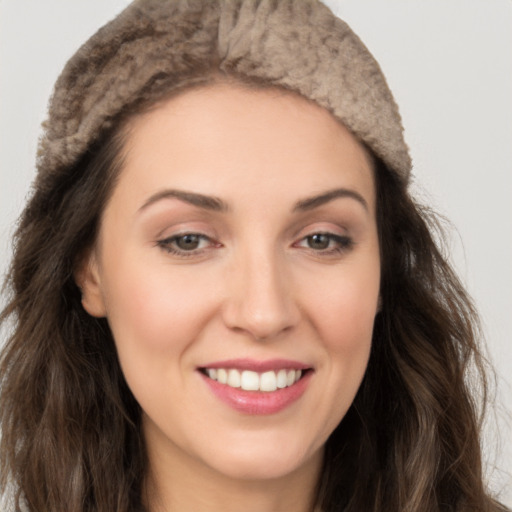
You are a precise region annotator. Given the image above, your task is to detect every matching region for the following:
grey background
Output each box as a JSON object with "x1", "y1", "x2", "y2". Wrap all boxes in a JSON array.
[{"x1": 1, "y1": 0, "x2": 510, "y2": 505}]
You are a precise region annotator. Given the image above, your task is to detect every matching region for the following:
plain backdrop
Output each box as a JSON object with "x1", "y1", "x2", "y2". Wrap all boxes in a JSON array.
[{"x1": 1, "y1": 0, "x2": 511, "y2": 506}]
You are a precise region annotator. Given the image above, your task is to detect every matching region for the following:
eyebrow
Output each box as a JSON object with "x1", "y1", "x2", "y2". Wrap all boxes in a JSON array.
[
  {"x1": 138, "y1": 186, "x2": 368, "y2": 214},
  {"x1": 293, "y1": 188, "x2": 369, "y2": 212},
  {"x1": 138, "y1": 189, "x2": 229, "y2": 213}
]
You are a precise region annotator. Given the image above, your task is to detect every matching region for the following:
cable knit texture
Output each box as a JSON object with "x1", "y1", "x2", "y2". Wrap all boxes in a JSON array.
[{"x1": 37, "y1": 0, "x2": 412, "y2": 184}]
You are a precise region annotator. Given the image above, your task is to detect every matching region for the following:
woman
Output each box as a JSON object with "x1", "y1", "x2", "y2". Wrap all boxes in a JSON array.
[{"x1": 0, "y1": 1, "x2": 508, "y2": 511}]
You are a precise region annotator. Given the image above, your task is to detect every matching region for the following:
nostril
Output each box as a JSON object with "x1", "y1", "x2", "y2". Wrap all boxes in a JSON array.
[{"x1": 220, "y1": 262, "x2": 301, "y2": 340}]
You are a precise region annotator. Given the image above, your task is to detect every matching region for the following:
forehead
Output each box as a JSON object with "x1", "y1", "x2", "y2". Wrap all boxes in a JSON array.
[{"x1": 113, "y1": 83, "x2": 375, "y2": 214}]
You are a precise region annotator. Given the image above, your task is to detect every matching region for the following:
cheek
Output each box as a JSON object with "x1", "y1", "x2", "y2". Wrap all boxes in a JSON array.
[
  {"x1": 311, "y1": 261, "x2": 380, "y2": 352},
  {"x1": 304, "y1": 256, "x2": 379, "y2": 421},
  {"x1": 102, "y1": 257, "x2": 215, "y2": 357},
  {"x1": 100, "y1": 260, "x2": 220, "y2": 415}
]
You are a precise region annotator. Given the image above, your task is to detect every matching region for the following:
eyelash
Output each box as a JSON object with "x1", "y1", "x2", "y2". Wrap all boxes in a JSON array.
[
  {"x1": 294, "y1": 233, "x2": 354, "y2": 255},
  {"x1": 156, "y1": 233, "x2": 216, "y2": 258},
  {"x1": 156, "y1": 232, "x2": 354, "y2": 258}
]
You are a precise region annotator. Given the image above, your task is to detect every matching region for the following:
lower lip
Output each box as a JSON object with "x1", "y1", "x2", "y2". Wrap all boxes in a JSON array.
[{"x1": 200, "y1": 371, "x2": 312, "y2": 415}]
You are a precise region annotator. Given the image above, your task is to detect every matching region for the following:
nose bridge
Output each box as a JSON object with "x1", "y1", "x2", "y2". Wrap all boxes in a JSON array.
[{"x1": 223, "y1": 240, "x2": 299, "y2": 340}]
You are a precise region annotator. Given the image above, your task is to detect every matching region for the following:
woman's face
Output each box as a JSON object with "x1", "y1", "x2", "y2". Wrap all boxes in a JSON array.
[{"x1": 80, "y1": 84, "x2": 380, "y2": 485}]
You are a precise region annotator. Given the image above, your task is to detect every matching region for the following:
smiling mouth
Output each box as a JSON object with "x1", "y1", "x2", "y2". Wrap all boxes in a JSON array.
[{"x1": 200, "y1": 368, "x2": 308, "y2": 392}]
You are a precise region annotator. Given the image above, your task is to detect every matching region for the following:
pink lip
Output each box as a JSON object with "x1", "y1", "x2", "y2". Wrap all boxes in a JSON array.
[{"x1": 198, "y1": 360, "x2": 313, "y2": 415}]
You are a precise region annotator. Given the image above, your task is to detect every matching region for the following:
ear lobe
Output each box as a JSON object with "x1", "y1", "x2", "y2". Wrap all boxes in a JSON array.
[{"x1": 74, "y1": 250, "x2": 107, "y2": 318}]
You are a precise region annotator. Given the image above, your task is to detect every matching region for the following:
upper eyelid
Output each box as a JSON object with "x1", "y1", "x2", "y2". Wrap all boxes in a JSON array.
[
  {"x1": 156, "y1": 225, "x2": 351, "y2": 242},
  {"x1": 292, "y1": 222, "x2": 350, "y2": 239},
  {"x1": 160, "y1": 232, "x2": 210, "y2": 240},
  {"x1": 156, "y1": 225, "x2": 216, "y2": 241}
]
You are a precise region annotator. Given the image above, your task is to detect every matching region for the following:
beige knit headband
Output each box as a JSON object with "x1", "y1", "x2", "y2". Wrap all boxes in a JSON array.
[{"x1": 37, "y1": 0, "x2": 412, "y2": 184}]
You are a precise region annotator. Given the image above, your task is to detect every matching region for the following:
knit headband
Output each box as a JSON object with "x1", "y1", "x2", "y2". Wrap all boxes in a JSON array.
[{"x1": 37, "y1": 0, "x2": 412, "y2": 184}]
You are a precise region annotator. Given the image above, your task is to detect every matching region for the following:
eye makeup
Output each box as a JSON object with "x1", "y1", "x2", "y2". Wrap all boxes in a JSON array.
[{"x1": 156, "y1": 232, "x2": 221, "y2": 258}]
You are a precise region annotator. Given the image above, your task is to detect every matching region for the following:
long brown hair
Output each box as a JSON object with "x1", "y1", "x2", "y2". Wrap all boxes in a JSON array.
[
  {"x1": 318, "y1": 159, "x2": 507, "y2": 511},
  {"x1": 0, "y1": 82, "x2": 506, "y2": 511},
  {"x1": 0, "y1": 4, "x2": 508, "y2": 506}
]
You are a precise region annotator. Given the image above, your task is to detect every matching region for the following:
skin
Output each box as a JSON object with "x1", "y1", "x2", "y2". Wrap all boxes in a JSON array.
[{"x1": 78, "y1": 84, "x2": 381, "y2": 512}]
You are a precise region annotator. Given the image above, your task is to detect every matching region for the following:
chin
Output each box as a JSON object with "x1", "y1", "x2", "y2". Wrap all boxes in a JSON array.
[{"x1": 200, "y1": 437, "x2": 323, "y2": 482}]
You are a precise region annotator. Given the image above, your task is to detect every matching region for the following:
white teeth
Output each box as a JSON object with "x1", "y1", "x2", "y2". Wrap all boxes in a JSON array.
[
  {"x1": 240, "y1": 370, "x2": 259, "y2": 391},
  {"x1": 217, "y1": 368, "x2": 228, "y2": 384},
  {"x1": 260, "y1": 371, "x2": 277, "y2": 392},
  {"x1": 205, "y1": 367, "x2": 305, "y2": 392},
  {"x1": 227, "y1": 369, "x2": 241, "y2": 388},
  {"x1": 276, "y1": 369, "x2": 288, "y2": 388}
]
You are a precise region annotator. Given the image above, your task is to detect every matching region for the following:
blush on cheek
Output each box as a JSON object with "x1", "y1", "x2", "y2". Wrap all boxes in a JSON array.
[
  {"x1": 109, "y1": 270, "x2": 212, "y2": 354},
  {"x1": 318, "y1": 289, "x2": 377, "y2": 346}
]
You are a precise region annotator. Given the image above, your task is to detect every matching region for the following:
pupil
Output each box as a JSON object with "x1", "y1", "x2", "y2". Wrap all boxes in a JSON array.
[
  {"x1": 309, "y1": 234, "x2": 329, "y2": 250},
  {"x1": 177, "y1": 234, "x2": 200, "y2": 250}
]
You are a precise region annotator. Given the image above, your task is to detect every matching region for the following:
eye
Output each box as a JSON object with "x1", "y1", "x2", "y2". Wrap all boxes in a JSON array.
[
  {"x1": 173, "y1": 234, "x2": 205, "y2": 251},
  {"x1": 295, "y1": 232, "x2": 353, "y2": 254},
  {"x1": 157, "y1": 233, "x2": 216, "y2": 256},
  {"x1": 306, "y1": 233, "x2": 333, "y2": 250}
]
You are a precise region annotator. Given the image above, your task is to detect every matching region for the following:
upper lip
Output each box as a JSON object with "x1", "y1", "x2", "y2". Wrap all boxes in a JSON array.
[{"x1": 198, "y1": 358, "x2": 311, "y2": 372}]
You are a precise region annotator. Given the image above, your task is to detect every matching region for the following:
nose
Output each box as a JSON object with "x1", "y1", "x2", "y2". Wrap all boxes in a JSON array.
[{"x1": 222, "y1": 248, "x2": 300, "y2": 340}]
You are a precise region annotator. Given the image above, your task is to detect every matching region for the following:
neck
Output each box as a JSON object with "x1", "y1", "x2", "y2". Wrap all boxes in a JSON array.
[{"x1": 143, "y1": 430, "x2": 323, "y2": 512}]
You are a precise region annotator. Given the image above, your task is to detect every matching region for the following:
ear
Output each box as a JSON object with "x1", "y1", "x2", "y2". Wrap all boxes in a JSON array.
[{"x1": 74, "y1": 249, "x2": 107, "y2": 318}]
